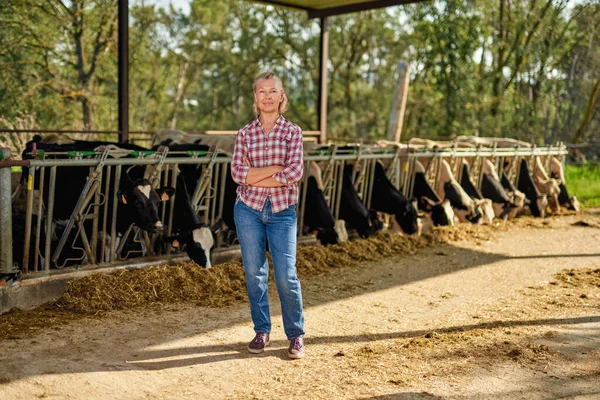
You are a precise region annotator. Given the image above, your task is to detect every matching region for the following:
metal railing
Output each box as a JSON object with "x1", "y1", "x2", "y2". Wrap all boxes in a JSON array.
[{"x1": 0, "y1": 143, "x2": 568, "y2": 278}]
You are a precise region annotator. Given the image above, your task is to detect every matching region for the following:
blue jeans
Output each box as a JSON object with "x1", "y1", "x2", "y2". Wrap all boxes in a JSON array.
[{"x1": 234, "y1": 197, "x2": 305, "y2": 339}]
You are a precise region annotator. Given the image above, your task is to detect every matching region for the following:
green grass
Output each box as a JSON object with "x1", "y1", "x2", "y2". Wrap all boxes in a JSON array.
[{"x1": 565, "y1": 164, "x2": 600, "y2": 208}]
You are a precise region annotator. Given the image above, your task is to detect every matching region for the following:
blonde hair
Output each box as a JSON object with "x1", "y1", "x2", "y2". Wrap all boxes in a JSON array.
[{"x1": 252, "y1": 72, "x2": 289, "y2": 115}]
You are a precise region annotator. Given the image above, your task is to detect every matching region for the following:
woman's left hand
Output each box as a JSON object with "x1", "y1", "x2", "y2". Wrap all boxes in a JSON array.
[{"x1": 243, "y1": 156, "x2": 252, "y2": 167}]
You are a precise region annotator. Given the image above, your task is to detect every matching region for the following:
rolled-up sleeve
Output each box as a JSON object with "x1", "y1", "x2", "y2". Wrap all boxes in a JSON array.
[
  {"x1": 272, "y1": 127, "x2": 304, "y2": 185},
  {"x1": 231, "y1": 129, "x2": 250, "y2": 186}
]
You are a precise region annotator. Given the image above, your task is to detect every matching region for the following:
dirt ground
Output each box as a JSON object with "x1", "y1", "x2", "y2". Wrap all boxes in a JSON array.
[{"x1": 1, "y1": 212, "x2": 600, "y2": 399}]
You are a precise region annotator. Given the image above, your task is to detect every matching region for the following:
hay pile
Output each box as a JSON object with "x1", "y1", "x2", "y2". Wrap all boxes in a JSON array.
[
  {"x1": 553, "y1": 267, "x2": 600, "y2": 288},
  {"x1": 296, "y1": 231, "x2": 430, "y2": 275},
  {"x1": 57, "y1": 231, "x2": 438, "y2": 314},
  {"x1": 57, "y1": 261, "x2": 247, "y2": 313}
]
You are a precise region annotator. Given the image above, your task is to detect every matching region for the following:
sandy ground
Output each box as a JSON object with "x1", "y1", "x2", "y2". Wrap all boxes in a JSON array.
[{"x1": 1, "y1": 213, "x2": 600, "y2": 399}]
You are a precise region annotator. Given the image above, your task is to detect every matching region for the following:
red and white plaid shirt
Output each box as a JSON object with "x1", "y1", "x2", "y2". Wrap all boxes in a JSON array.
[{"x1": 231, "y1": 115, "x2": 304, "y2": 213}]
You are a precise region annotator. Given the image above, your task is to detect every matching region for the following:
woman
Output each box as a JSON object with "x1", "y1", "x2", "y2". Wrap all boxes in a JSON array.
[{"x1": 230, "y1": 72, "x2": 305, "y2": 359}]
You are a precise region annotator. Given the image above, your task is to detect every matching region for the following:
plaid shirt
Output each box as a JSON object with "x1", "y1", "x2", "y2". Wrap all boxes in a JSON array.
[{"x1": 231, "y1": 115, "x2": 304, "y2": 213}]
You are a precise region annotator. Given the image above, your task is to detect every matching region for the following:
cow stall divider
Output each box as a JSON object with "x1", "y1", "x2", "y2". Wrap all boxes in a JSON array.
[
  {"x1": 0, "y1": 143, "x2": 567, "y2": 280},
  {"x1": 400, "y1": 145, "x2": 568, "y2": 200}
]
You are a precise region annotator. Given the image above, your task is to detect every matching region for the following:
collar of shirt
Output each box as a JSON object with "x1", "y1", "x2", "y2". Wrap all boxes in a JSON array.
[{"x1": 254, "y1": 115, "x2": 283, "y2": 131}]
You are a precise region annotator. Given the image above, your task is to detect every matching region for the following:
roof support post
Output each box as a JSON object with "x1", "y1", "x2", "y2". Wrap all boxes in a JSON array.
[
  {"x1": 318, "y1": 17, "x2": 329, "y2": 144},
  {"x1": 118, "y1": 0, "x2": 129, "y2": 144},
  {"x1": 0, "y1": 148, "x2": 15, "y2": 275}
]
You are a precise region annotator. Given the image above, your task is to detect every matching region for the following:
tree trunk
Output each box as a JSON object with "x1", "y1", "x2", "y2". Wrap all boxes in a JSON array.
[
  {"x1": 82, "y1": 97, "x2": 93, "y2": 130},
  {"x1": 170, "y1": 61, "x2": 190, "y2": 130},
  {"x1": 572, "y1": 78, "x2": 600, "y2": 144}
]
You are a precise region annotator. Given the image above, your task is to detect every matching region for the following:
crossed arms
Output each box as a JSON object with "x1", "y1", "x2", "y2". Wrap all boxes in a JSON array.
[{"x1": 230, "y1": 128, "x2": 304, "y2": 188}]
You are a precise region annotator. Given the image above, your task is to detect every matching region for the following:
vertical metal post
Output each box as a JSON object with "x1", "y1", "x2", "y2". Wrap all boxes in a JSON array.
[
  {"x1": 33, "y1": 167, "x2": 45, "y2": 272},
  {"x1": 101, "y1": 165, "x2": 112, "y2": 263},
  {"x1": 210, "y1": 164, "x2": 219, "y2": 224},
  {"x1": 118, "y1": 0, "x2": 129, "y2": 144},
  {"x1": 44, "y1": 166, "x2": 56, "y2": 272},
  {"x1": 365, "y1": 159, "x2": 376, "y2": 209},
  {"x1": 91, "y1": 169, "x2": 102, "y2": 264},
  {"x1": 318, "y1": 17, "x2": 329, "y2": 144},
  {"x1": 216, "y1": 163, "x2": 226, "y2": 231},
  {"x1": 110, "y1": 165, "x2": 122, "y2": 262},
  {"x1": 23, "y1": 167, "x2": 36, "y2": 273},
  {"x1": 164, "y1": 164, "x2": 178, "y2": 254},
  {"x1": 166, "y1": 164, "x2": 178, "y2": 238},
  {"x1": 297, "y1": 160, "x2": 309, "y2": 236},
  {"x1": 0, "y1": 148, "x2": 15, "y2": 274},
  {"x1": 333, "y1": 160, "x2": 345, "y2": 220}
]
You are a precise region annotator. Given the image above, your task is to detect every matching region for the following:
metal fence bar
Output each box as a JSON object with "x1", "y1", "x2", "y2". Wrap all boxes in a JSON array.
[
  {"x1": 33, "y1": 167, "x2": 45, "y2": 272},
  {"x1": 0, "y1": 148, "x2": 15, "y2": 275},
  {"x1": 22, "y1": 166, "x2": 36, "y2": 273},
  {"x1": 110, "y1": 165, "x2": 122, "y2": 263},
  {"x1": 101, "y1": 165, "x2": 112, "y2": 263},
  {"x1": 44, "y1": 167, "x2": 56, "y2": 271}
]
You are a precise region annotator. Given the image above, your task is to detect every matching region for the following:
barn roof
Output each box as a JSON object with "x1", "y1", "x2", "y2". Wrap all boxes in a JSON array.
[{"x1": 252, "y1": 0, "x2": 429, "y2": 18}]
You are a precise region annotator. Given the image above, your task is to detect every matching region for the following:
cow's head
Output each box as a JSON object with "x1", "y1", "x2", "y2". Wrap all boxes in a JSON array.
[
  {"x1": 334, "y1": 220, "x2": 349, "y2": 243},
  {"x1": 118, "y1": 178, "x2": 175, "y2": 233},
  {"x1": 422, "y1": 198, "x2": 455, "y2": 227},
  {"x1": 474, "y1": 198, "x2": 495, "y2": 224},
  {"x1": 534, "y1": 176, "x2": 561, "y2": 197},
  {"x1": 569, "y1": 195, "x2": 581, "y2": 212},
  {"x1": 432, "y1": 199, "x2": 455, "y2": 226},
  {"x1": 313, "y1": 219, "x2": 348, "y2": 246},
  {"x1": 396, "y1": 198, "x2": 420, "y2": 235},
  {"x1": 314, "y1": 228, "x2": 339, "y2": 245},
  {"x1": 164, "y1": 220, "x2": 222, "y2": 268},
  {"x1": 530, "y1": 194, "x2": 548, "y2": 218},
  {"x1": 358, "y1": 210, "x2": 383, "y2": 238}
]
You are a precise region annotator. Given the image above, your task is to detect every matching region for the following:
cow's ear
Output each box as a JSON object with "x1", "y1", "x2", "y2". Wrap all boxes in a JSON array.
[
  {"x1": 157, "y1": 187, "x2": 175, "y2": 201},
  {"x1": 421, "y1": 196, "x2": 434, "y2": 210},
  {"x1": 410, "y1": 198, "x2": 418, "y2": 211},
  {"x1": 118, "y1": 191, "x2": 128, "y2": 205},
  {"x1": 210, "y1": 219, "x2": 223, "y2": 234},
  {"x1": 163, "y1": 236, "x2": 180, "y2": 248}
]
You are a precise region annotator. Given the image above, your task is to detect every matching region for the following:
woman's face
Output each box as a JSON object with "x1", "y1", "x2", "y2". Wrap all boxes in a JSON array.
[{"x1": 254, "y1": 79, "x2": 284, "y2": 115}]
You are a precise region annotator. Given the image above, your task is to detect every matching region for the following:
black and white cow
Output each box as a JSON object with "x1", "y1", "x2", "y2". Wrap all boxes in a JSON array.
[
  {"x1": 479, "y1": 160, "x2": 520, "y2": 220},
  {"x1": 460, "y1": 161, "x2": 484, "y2": 200},
  {"x1": 370, "y1": 161, "x2": 420, "y2": 235},
  {"x1": 532, "y1": 157, "x2": 561, "y2": 213},
  {"x1": 340, "y1": 164, "x2": 383, "y2": 238},
  {"x1": 162, "y1": 175, "x2": 220, "y2": 268},
  {"x1": 411, "y1": 160, "x2": 455, "y2": 230},
  {"x1": 516, "y1": 159, "x2": 548, "y2": 218},
  {"x1": 303, "y1": 162, "x2": 348, "y2": 245},
  {"x1": 435, "y1": 160, "x2": 483, "y2": 224},
  {"x1": 549, "y1": 157, "x2": 580, "y2": 211},
  {"x1": 457, "y1": 161, "x2": 495, "y2": 224},
  {"x1": 500, "y1": 167, "x2": 528, "y2": 217}
]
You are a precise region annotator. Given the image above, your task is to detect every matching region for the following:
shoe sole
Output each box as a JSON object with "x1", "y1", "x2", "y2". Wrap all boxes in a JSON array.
[
  {"x1": 287, "y1": 351, "x2": 304, "y2": 359},
  {"x1": 248, "y1": 340, "x2": 270, "y2": 354}
]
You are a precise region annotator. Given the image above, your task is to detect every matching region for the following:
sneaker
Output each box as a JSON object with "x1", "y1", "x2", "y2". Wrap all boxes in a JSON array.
[
  {"x1": 288, "y1": 336, "x2": 305, "y2": 359},
  {"x1": 248, "y1": 332, "x2": 270, "y2": 354}
]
